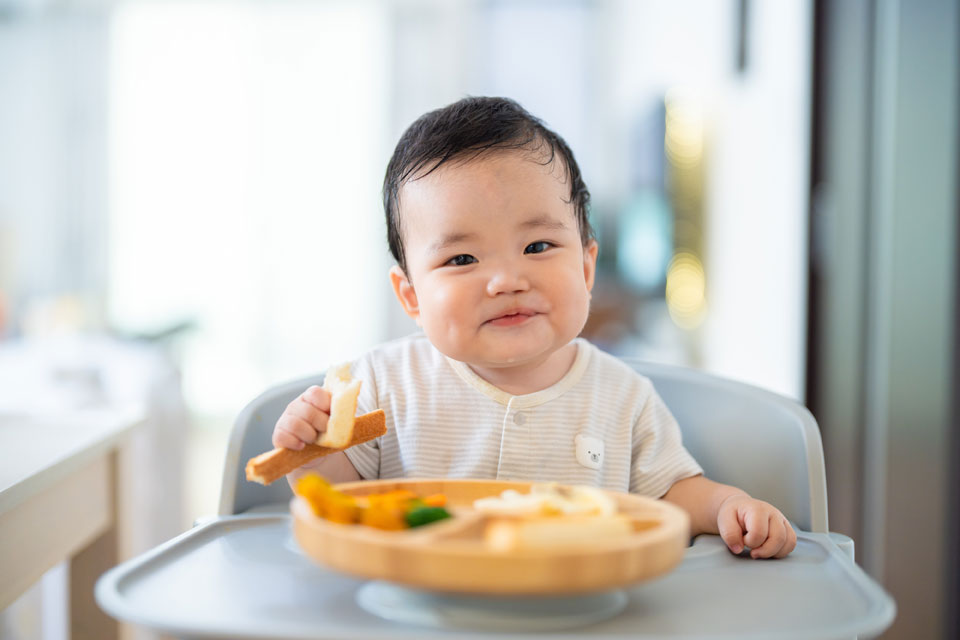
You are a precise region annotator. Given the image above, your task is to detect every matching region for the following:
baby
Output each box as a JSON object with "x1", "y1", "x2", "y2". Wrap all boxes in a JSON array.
[{"x1": 274, "y1": 96, "x2": 796, "y2": 559}]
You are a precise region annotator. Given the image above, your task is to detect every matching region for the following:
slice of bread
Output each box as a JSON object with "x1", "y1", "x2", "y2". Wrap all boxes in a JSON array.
[
  {"x1": 315, "y1": 362, "x2": 361, "y2": 449},
  {"x1": 245, "y1": 409, "x2": 386, "y2": 485}
]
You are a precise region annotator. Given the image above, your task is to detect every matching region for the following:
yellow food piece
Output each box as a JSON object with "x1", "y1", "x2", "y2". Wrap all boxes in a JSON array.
[
  {"x1": 295, "y1": 475, "x2": 360, "y2": 523},
  {"x1": 296, "y1": 475, "x2": 333, "y2": 517}
]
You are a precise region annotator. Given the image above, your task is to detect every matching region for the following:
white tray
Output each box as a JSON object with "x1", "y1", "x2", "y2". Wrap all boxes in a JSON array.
[{"x1": 96, "y1": 511, "x2": 895, "y2": 639}]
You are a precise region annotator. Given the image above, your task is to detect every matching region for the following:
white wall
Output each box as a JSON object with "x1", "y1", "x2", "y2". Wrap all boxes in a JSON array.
[
  {"x1": 703, "y1": 0, "x2": 812, "y2": 399},
  {"x1": 108, "y1": 1, "x2": 392, "y2": 414}
]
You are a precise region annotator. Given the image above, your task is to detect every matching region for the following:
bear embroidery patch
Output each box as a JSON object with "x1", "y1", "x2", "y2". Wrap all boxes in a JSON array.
[{"x1": 574, "y1": 433, "x2": 604, "y2": 470}]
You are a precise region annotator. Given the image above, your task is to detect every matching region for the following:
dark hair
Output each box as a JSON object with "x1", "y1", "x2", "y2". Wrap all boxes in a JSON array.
[{"x1": 383, "y1": 96, "x2": 594, "y2": 273}]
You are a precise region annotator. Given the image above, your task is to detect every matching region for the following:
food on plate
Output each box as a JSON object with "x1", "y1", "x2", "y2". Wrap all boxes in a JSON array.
[
  {"x1": 315, "y1": 362, "x2": 362, "y2": 448},
  {"x1": 295, "y1": 479, "x2": 634, "y2": 551},
  {"x1": 484, "y1": 514, "x2": 633, "y2": 552},
  {"x1": 295, "y1": 474, "x2": 451, "y2": 530},
  {"x1": 474, "y1": 483, "x2": 631, "y2": 552},
  {"x1": 289, "y1": 478, "x2": 686, "y2": 595},
  {"x1": 245, "y1": 409, "x2": 386, "y2": 485},
  {"x1": 473, "y1": 482, "x2": 617, "y2": 517}
]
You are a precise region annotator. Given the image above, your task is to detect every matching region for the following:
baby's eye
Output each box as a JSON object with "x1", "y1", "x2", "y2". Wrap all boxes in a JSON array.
[
  {"x1": 445, "y1": 254, "x2": 477, "y2": 267},
  {"x1": 524, "y1": 241, "x2": 553, "y2": 254}
]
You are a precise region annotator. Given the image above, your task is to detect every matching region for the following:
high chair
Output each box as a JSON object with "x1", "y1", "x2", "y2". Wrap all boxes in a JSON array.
[{"x1": 97, "y1": 358, "x2": 894, "y2": 639}]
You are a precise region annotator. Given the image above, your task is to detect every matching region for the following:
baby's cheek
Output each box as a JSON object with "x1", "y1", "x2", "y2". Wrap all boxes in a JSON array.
[{"x1": 433, "y1": 288, "x2": 470, "y2": 318}]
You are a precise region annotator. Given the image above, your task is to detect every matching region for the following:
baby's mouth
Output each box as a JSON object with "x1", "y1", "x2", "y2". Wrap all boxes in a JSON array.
[{"x1": 485, "y1": 309, "x2": 539, "y2": 327}]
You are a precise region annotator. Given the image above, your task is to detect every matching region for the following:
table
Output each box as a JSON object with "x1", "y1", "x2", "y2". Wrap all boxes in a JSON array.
[
  {"x1": 0, "y1": 407, "x2": 144, "y2": 639},
  {"x1": 96, "y1": 506, "x2": 896, "y2": 640}
]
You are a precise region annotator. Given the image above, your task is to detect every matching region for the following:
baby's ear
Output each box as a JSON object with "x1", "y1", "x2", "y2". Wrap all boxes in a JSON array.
[
  {"x1": 389, "y1": 265, "x2": 421, "y2": 324},
  {"x1": 583, "y1": 240, "x2": 599, "y2": 292}
]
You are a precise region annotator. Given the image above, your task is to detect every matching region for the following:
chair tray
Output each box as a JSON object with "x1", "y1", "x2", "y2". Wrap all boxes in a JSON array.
[{"x1": 96, "y1": 511, "x2": 895, "y2": 639}]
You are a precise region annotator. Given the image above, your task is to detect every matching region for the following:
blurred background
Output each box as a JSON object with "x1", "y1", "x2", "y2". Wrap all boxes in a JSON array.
[{"x1": 0, "y1": 0, "x2": 956, "y2": 638}]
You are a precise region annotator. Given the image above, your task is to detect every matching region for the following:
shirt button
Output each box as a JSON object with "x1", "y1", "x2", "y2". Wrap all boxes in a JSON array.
[{"x1": 513, "y1": 412, "x2": 526, "y2": 426}]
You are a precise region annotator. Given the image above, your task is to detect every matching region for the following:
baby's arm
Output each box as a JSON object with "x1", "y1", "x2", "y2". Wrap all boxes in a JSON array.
[
  {"x1": 662, "y1": 475, "x2": 797, "y2": 558},
  {"x1": 271, "y1": 385, "x2": 362, "y2": 487},
  {"x1": 286, "y1": 451, "x2": 361, "y2": 487}
]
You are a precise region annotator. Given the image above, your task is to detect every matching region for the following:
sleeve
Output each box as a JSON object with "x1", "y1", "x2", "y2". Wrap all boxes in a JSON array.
[
  {"x1": 629, "y1": 378, "x2": 703, "y2": 498},
  {"x1": 342, "y1": 351, "x2": 382, "y2": 480}
]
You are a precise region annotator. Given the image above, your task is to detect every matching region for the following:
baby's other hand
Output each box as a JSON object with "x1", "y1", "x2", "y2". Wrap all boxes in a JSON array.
[
  {"x1": 271, "y1": 385, "x2": 331, "y2": 450},
  {"x1": 716, "y1": 495, "x2": 797, "y2": 559}
]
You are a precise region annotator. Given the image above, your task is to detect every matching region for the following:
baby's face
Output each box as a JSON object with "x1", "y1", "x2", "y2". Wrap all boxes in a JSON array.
[{"x1": 390, "y1": 150, "x2": 598, "y2": 374}]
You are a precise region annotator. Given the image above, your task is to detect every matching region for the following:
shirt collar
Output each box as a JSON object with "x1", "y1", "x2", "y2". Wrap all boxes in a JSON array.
[{"x1": 444, "y1": 339, "x2": 592, "y2": 408}]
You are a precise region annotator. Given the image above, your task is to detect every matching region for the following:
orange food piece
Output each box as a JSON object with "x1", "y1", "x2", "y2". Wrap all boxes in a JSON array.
[
  {"x1": 361, "y1": 501, "x2": 407, "y2": 530},
  {"x1": 422, "y1": 494, "x2": 446, "y2": 508},
  {"x1": 324, "y1": 493, "x2": 361, "y2": 524},
  {"x1": 376, "y1": 489, "x2": 417, "y2": 502}
]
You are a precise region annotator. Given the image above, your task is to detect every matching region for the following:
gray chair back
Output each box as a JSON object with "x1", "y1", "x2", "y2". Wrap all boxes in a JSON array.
[
  {"x1": 622, "y1": 359, "x2": 827, "y2": 532},
  {"x1": 218, "y1": 373, "x2": 323, "y2": 516}
]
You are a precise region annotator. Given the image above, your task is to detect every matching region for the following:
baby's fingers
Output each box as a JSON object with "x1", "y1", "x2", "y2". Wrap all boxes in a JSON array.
[
  {"x1": 272, "y1": 414, "x2": 319, "y2": 449},
  {"x1": 273, "y1": 423, "x2": 305, "y2": 450},
  {"x1": 774, "y1": 519, "x2": 797, "y2": 558},
  {"x1": 717, "y1": 505, "x2": 746, "y2": 554},
  {"x1": 273, "y1": 389, "x2": 331, "y2": 447},
  {"x1": 742, "y1": 508, "x2": 770, "y2": 550},
  {"x1": 286, "y1": 394, "x2": 330, "y2": 431},
  {"x1": 299, "y1": 385, "x2": 331, "y2": 412},
  {"x1": 749, "y1": 515, "x2": 790, "y2": 558}
]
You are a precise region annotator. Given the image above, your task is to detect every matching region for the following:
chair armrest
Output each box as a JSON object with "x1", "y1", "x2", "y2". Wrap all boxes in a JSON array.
[
  {"x1": 193, "y1": 514, "x2": 218, "y2": 528},
  {"x1": 828, "y1": 532, "x2": 855, "y2": 562}
]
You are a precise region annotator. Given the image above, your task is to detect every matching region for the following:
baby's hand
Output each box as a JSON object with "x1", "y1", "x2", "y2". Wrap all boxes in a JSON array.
[
  {"x1": 716, "y1": 494, "x2": 797, "y2": 559},
  {"x1": 271, "y1": 386, "x2": 331, "y2": 450}
]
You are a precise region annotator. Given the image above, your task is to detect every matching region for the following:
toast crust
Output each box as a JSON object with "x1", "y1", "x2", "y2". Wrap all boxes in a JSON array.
[{"x1": 245, "y1": 409, "x2": 386, "y2": 485}]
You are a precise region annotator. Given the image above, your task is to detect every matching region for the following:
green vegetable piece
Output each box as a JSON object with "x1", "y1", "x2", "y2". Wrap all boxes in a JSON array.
[{"x1": 405, "y1": 506, "x2": 451, "y2": 528}]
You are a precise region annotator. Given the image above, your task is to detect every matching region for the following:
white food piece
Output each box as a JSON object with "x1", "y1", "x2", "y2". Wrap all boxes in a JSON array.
[
  {"x1": 473, "y1": 483, "x2": 617, "y2": 517},
  {"x1": 315, "y1": 362, "x2": 361, "y2": 449},
  {"x1": 485, "y1": 515, "x2": 633, "y2": 552}
]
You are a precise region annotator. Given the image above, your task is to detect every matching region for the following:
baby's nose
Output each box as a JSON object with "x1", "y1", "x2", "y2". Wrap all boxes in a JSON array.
[{"x1": 485, "y1": 267, "x2": 529, "y2": 296}]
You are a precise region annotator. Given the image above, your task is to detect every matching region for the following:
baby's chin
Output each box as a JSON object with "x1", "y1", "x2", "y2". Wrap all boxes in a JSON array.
[
  {"x1": 428, "y1": 322, "x2": 580, "y2": 368},
  {"x1": 469, "y1": 341, "x2": 572, "y2": 371},
  {"x1": 445, "y1": 346, "x2": 550, "y2": 371}
]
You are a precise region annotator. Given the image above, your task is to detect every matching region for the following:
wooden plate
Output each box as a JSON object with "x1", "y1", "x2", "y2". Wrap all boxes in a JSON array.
[{"x1": 291, "y1": 478, "x2": 690, "y2": 595}]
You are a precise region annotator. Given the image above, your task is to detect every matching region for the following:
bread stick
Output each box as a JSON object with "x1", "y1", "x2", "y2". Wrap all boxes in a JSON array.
[{"x1": 245, "y1": 409, "x2": 386, "y2": 485}]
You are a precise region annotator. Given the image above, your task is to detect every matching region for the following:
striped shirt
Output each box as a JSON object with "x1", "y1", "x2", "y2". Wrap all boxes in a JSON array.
[{"x1": 344, "y1": 334, "x2": 702, "y2": 497}]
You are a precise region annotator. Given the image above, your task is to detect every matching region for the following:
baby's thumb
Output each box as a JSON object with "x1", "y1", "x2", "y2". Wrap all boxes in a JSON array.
[{"x1": 717, "y1": 507, "x2": 745, "y2": 554}]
